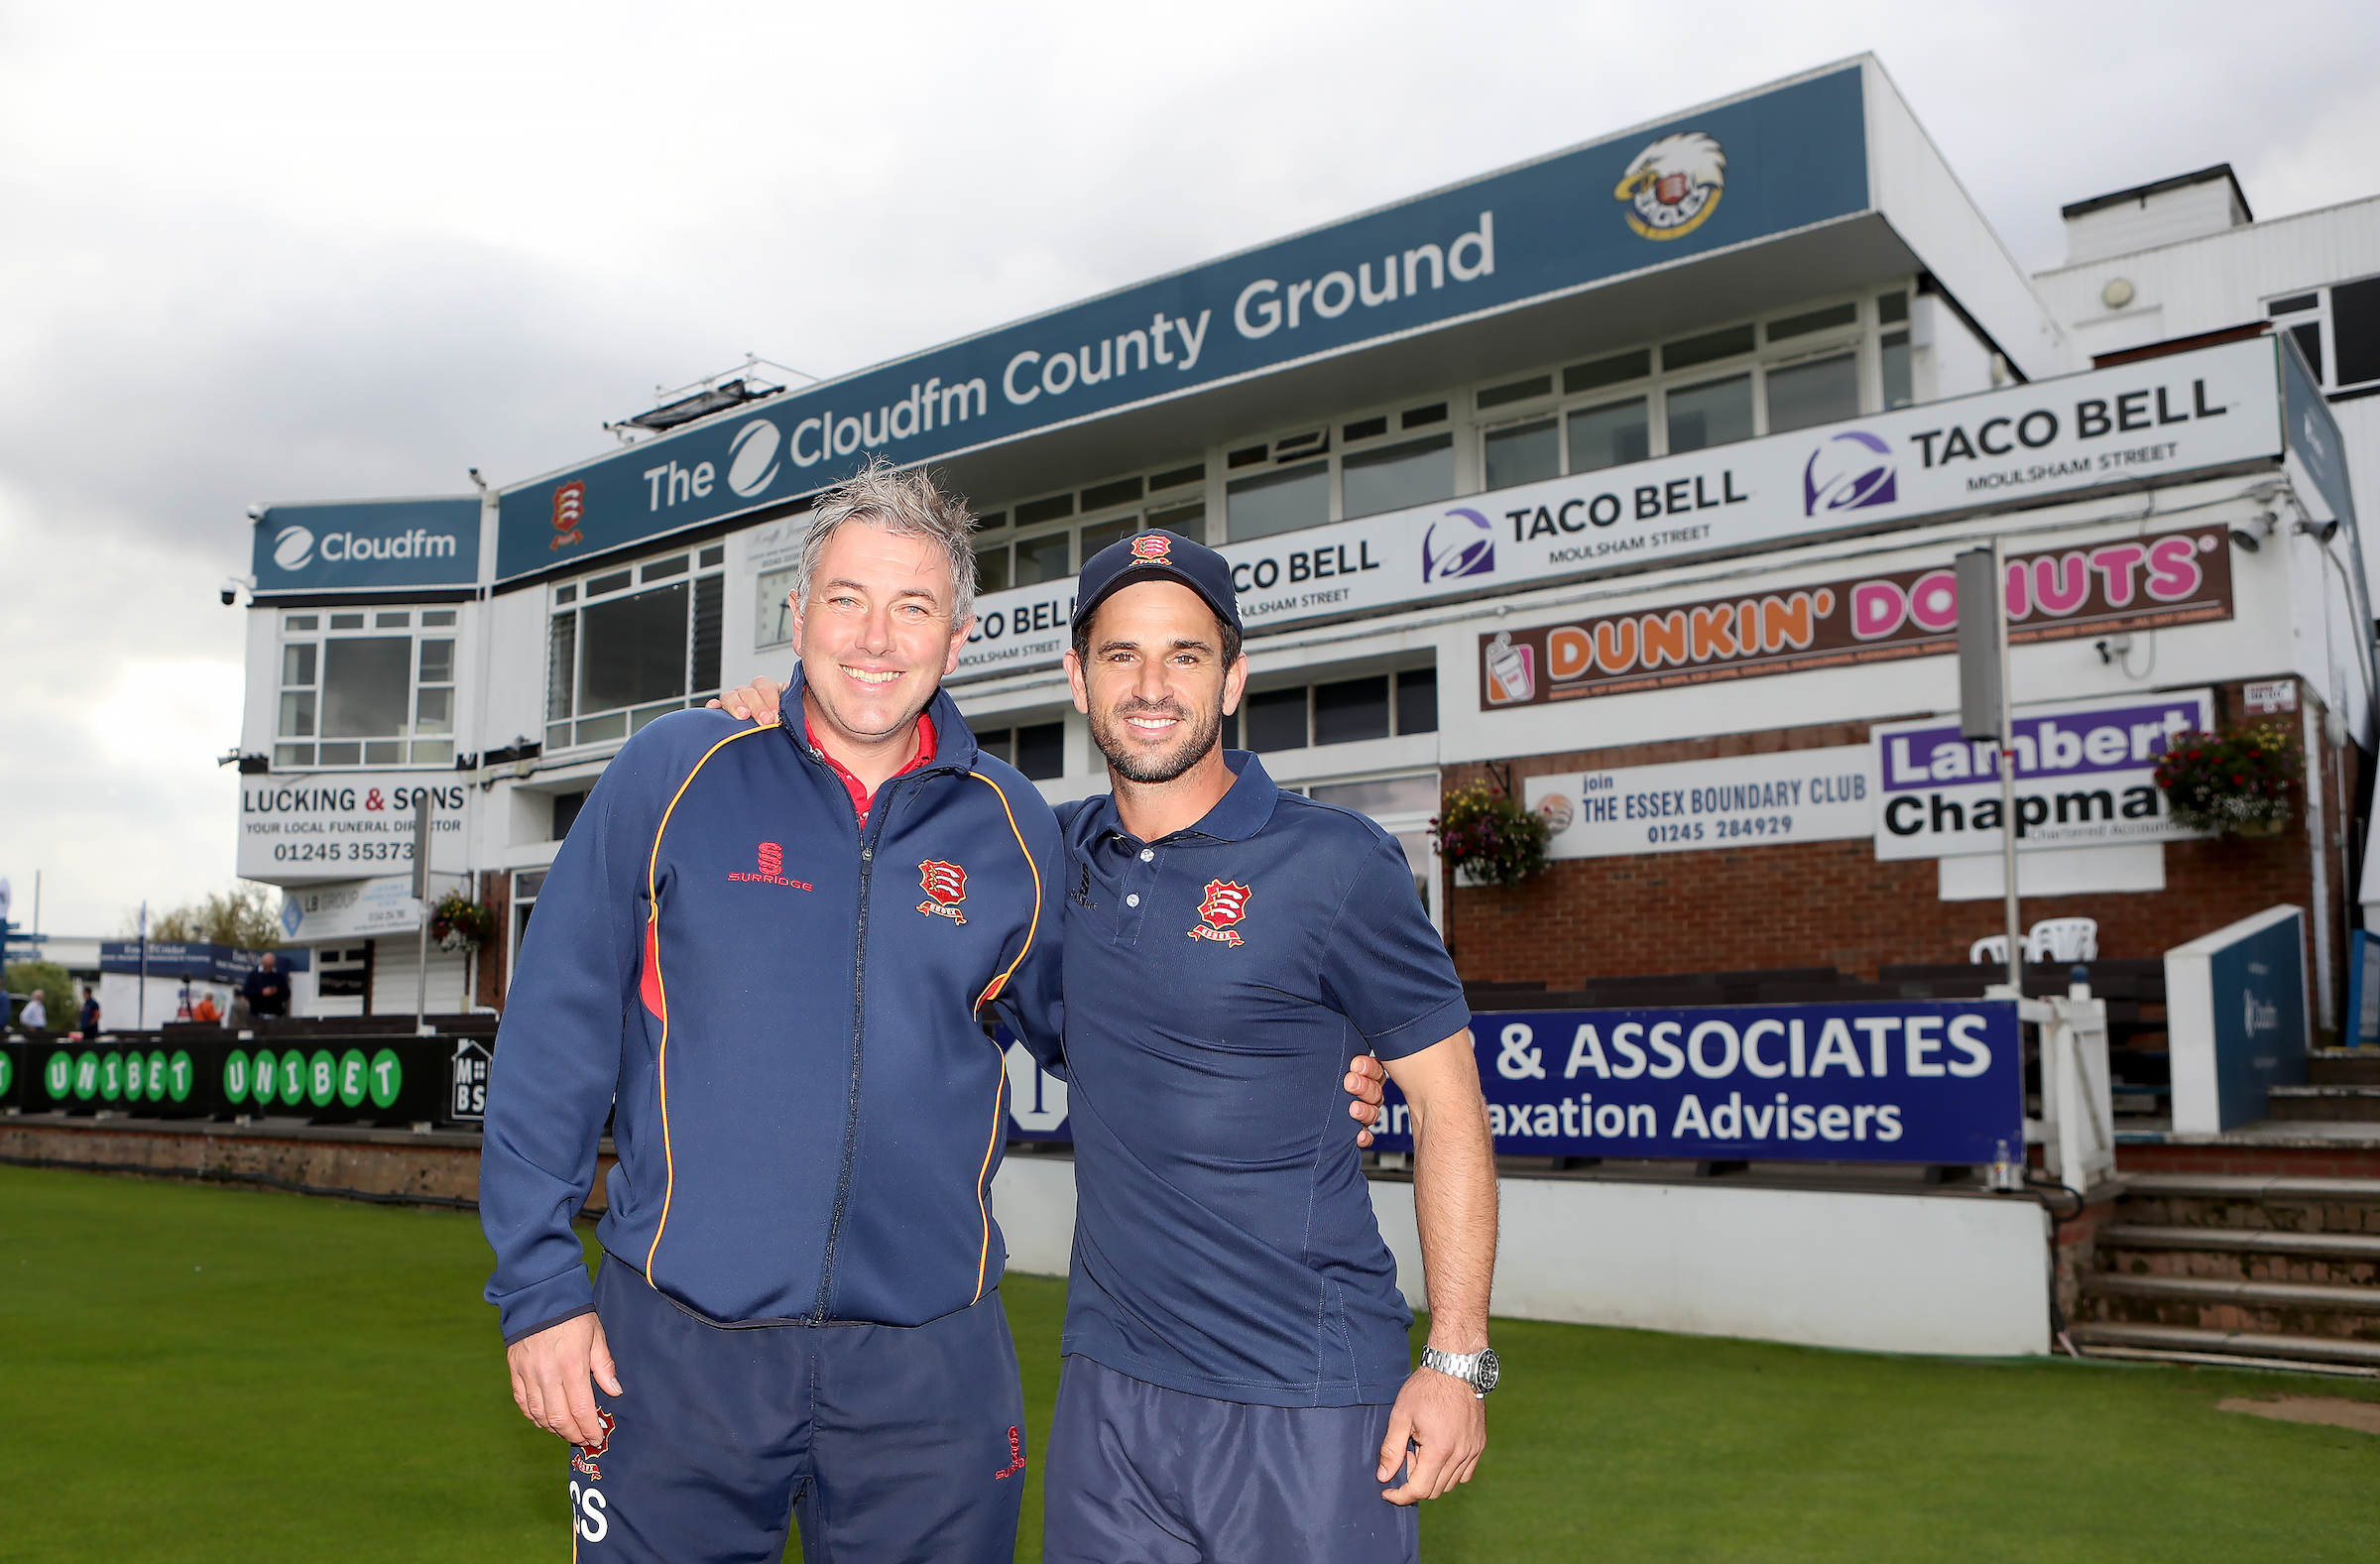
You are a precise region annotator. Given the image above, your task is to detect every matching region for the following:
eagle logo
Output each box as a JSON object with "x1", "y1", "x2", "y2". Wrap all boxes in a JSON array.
[
  {"x1": 918, "y1": 860, "x2": 969, "y2": 923},
  {"x1": 571, "y1": 1408, "x2": 618, "y2": 1480},
  {"x1": 1614, "y1": 132, "x2": 1726, "y2": 241},
  {"x1": 1189, "y1": 880, "x2": 1251, "y2": 945}
]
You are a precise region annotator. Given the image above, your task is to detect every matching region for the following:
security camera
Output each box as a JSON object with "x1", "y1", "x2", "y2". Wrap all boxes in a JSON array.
[
  {"x1": 2296, "y1": 518, "x2": 2341, "y2": 545},
  {"x1": 221, "y1": 587, "x2": 237, "y2": 605},
  {"x1": 2228, "y1": 528, "x2": 2260, "y2": 552},
  {"x1": 245, "y1": 504, "x2": 264, "y2": 521}
]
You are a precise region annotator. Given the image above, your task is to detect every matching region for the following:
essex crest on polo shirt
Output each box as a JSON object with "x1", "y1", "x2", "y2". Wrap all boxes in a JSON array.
[{"x1": 1188, "y1": 879, "x2": 1250, "y2": 945}]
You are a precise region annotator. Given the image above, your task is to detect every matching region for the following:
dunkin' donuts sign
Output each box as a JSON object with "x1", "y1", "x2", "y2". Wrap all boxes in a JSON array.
[{"x1": 1481, "y1": 524, "x2": 2232, "y2": 707}]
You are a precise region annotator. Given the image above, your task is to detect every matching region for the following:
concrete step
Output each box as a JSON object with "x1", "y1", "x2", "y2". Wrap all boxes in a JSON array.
[
  {"x1": 2069, "y1": 1321, "x2": 2380, "y2": 1370},
  {"x1": 2084, "y1": 1271, "x2": 2380, "y2": 1315},
  {"x1": 2122, "y1": 1171, "x2": 2380, "y2": 1203},
  {"x1": 2310, "y1": 1049, "x2": 2380, "y2": 1086},
  {"x1": 2265, "y1": 1086, "x2": 2380, "y2": 1122},
  {"x1": 2098, "y1": 1224, "x2": 2380, "y2": 1263}
]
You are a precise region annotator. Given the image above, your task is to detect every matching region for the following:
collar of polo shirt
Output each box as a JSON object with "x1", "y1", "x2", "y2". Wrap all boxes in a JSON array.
[{"x1": 1094, "y1": 750, "x2": 1277, "y2": 844}]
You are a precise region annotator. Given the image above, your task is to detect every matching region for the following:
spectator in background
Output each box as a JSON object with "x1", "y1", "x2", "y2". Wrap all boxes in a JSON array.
[
  {"x1": 242, "y1": 952, "x2": 290, "y2": 1021},
  {"x1": 79, "y1": 985, "x2": 100, "y2": 1035},
  {"x1": 192, "y1": 991, "x2": 221, "y2": 1024},
  {"x1": 19, "y1": 989, "x2": 48, "y2": 1035}
]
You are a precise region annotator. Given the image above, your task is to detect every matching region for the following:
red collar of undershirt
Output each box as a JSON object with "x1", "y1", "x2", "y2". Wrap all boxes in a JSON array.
[{"x1": 803, "y1": 711, "x2": 938, "y2": 823}]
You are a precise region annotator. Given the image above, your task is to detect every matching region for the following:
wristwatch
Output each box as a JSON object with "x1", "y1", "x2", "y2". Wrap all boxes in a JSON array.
[{"x1": 1419, "y1": 1346, "x2": 1500, "y2": 1398}]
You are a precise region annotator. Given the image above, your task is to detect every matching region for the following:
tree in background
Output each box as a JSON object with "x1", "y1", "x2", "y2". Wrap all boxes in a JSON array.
[
  {"x1": 7, "y1": 960, "x2": 74, "y2": 1031},
  {"x1": 125, "y1": 884, "x2": 284, "y2": 949}
]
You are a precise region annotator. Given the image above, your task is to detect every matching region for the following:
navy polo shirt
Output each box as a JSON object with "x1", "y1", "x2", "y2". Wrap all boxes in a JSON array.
[{"x1": 1055, "y1": 752, "x2": 1469, "y2": 1408}]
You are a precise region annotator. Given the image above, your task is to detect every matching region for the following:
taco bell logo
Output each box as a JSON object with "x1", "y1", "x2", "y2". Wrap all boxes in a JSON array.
[
  {"x1": 1803, "y1": 431, "x2": 1897, "y2": 517},
  {"x1": 1423, "y1": 508, "x2": 1496, "y2": 582}
]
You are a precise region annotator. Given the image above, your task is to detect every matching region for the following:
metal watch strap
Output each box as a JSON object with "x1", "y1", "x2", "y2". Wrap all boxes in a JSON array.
[{"x1": 1421, "y1": 1347, "x2": 1489, "y2": 1396}]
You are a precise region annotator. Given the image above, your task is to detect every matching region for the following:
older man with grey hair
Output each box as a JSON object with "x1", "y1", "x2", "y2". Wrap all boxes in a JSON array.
[{"x1": 480, "y1": 462, "x2": 1071, "y2": 1563}]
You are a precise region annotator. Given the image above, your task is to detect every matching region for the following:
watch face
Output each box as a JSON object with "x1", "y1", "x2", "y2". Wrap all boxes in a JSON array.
[{"x1": 1476, "y1": 1348, "x2": 1501, "y2": 1393}]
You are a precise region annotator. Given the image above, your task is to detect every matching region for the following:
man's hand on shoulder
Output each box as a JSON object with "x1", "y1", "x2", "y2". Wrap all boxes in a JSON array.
[
  {"x1": 1346, "y1": 1054, "x2": 1386, "y2": 1146},
  {"x1": 1377, "y1": 1357, "x2": 1488, "y2": 1504},
  {"x1": 708, "y1": 676, "x2": 784, "y2": 726},
  {"x1": 506, "y1": 1312, "x2": 624, "y2": 1447}
]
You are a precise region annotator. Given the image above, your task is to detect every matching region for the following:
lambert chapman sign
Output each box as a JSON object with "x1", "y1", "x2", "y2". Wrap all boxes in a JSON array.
[{"x1": 1481, "y1": 524, "x2": 2231, "y2": 707}]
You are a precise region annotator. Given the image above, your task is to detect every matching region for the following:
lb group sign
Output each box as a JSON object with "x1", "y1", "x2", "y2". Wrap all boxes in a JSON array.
[{"x1": 1370, "y1": 1001, "x2": 2023, "y2": 1165}]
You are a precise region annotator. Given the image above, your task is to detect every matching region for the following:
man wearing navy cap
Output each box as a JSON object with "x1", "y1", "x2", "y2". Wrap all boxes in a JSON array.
[{"x1": 1043, "y1": 528, "x2": 1497, "y2": 1563}]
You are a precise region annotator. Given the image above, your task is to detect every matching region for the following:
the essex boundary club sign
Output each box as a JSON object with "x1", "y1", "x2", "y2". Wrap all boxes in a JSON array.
[
  {"x1": 1480, "y1": 523, "x2": 2231, "y2": 707},
  {"x1": 1368, "y1": 1001, "x2": 2024, "y2": 1164}
]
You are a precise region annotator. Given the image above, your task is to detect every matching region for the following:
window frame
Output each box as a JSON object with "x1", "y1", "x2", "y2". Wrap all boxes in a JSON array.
[
  {"x1": 273, "y1": 607, "x2": 462, "y2": 771},
  {"x1": 543, "y1": 546, "x2": 730, "y2": 754}
]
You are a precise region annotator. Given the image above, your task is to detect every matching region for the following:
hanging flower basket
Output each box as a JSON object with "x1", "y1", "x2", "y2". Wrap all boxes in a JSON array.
[
  {"x1": 1431, "y1": 782, "x2": 1550, "y2": 890},
  {"x1": 431, "y1": 892, "x2": 498, "y2": 954},
  {"x1": 2152, "y1": 724, "x2": 2300, "y2": 837}
]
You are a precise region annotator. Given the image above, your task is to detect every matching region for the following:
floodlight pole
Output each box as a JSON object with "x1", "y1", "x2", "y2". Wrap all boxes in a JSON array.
[{"x1": 1994, "y1": 536, "x2": 2023, "y2": 998}]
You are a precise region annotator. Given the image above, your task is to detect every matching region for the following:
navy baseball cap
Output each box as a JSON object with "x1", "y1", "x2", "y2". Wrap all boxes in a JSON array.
[{"x1": 1071, "y1": 529, "x2": 1242, "y2": 636}]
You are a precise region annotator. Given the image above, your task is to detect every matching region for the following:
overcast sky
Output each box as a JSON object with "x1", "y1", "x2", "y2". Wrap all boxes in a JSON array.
[{"x1": 4, "y1": 0, "x2": 2377, "y2": 938}]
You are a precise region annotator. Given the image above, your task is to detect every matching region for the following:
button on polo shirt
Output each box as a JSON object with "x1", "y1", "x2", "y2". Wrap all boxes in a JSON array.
[{"x1": 1057, "y1": 752, "x2": 1469, "y2": 1408}]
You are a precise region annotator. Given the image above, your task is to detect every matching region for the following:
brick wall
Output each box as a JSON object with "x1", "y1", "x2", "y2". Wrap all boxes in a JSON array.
[{"x1": 1444, "y1": 679, "x2": 2357, "y2": 1023}]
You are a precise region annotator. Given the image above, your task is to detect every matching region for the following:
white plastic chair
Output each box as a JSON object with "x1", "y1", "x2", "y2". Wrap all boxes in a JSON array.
[
  {"x1": 2029, "y1": 917, "x2": 2100, "y2": 963},
  {"x1": 1969, "y1": 935, "x2": 2014, "y2": 966}
]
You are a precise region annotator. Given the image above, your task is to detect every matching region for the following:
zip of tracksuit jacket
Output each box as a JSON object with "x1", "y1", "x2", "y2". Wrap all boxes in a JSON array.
[{"x1": 480, "y1": 672, "x2": 1066, "y2": 1343}]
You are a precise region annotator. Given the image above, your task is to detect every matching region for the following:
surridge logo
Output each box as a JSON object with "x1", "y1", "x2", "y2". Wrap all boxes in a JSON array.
[
  {"x1": 729, "y1": 840, "x2": 813, "y2": 890},
  {"x1": 1614, "y1": 132, "x2": 1726, "y2": 240},
  {"x1": 918, "y1": 860, "x2": 968, "y2": 922},
  {"x1": 1423, "y1": 508, "x2": 1496, "y2": 582},
  {"x1": 1803, "y1": 431, "x2": 1898, "y2": 516},
  {"x1": 551, "y1": 480, "x2": 586, "y2": 551},
  {"x1": 1189, "y1": 879, "x2": 1251, "y2": 945}
]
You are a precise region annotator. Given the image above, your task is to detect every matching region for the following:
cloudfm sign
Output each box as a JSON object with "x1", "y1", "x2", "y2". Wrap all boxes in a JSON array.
[
  {"x1": 251, "y1": 498, "x2": 481, "y2": 594},
  {"x1": 498, "y1": 67, "x2": 1870, "y2": 578}
]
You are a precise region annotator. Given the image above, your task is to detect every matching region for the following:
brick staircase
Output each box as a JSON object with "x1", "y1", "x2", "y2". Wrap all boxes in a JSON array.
[
  {"x1": 2264, "y1": 1047, "x2": 2380, "y2": 1123},
  {"x1": 2073, "y1": 1167, "x2": 2380, "y2": 1374}
]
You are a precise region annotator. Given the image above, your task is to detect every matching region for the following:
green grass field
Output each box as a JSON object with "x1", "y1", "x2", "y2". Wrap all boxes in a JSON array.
[{"x1": 3, "y1": 1162, "x2": 2376, "y2": 1562}]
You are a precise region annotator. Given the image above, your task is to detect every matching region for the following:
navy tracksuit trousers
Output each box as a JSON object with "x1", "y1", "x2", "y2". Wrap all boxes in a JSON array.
[{"x1": 569, "y1": 1260, "x2": 1027, "y2": 1563}]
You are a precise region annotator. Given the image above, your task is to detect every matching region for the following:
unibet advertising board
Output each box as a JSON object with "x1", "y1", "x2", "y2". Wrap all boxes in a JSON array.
[
  {"x1": 958, "y1": 337, "x2": 2283, "y2": 681},
  {"x1": 1871, "y1": 690, "x2": 2214, "y2": 860},
  {"x1": 1524, "y1": 746, "x2": 1874, "y2": 860}
]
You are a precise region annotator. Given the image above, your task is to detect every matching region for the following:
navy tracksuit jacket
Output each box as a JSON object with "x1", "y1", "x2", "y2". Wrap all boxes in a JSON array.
[{"x1": 480, "y1": 674, "x2": 1065, "y2": 1342}]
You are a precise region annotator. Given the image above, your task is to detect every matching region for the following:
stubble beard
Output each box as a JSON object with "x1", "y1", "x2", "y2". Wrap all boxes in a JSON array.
[{"x1": 1091, "y1": 696, "x2": 1223, "y2": 784}]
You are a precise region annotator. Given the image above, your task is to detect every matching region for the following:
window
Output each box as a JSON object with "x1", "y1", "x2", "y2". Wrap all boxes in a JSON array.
[
  {"x1": 1568, "y1": 399, "x2": 1650, "y2": 473},
  {"x1": 1079, "y1": 517, "x2": 1136, "y2": 562},
  {"x1": 1015, "y1": 721, "x2": 1064, "y2": 781},
  {"x1": 1484, "y1": 419, "x2": 1559, "y2": 490},
  {"x1": 317, "y1": 946, "x2": 368, "y2": 1000},
  {"x1": 1341, "y1": 433, "x2": 1454, "y2": 519},
  {"x1": 1765, "y1": 353, "x2": 1859, "y2": 434},
  {"x1": 1564, "y1": 350, "x2": 1650, "y2": 396},
  {"x1": 1245, "y1": 687, "x2": 1310, "y2": 752},
  {"x1": 551, "y1": 791, "x2": 587, "y2": 841},
  {"x1": 1662, "y1": 324, "x2": 1755, "y2": 372},
  {"x1": 1233, "y1": 666, "x2": 1436, "y2": 753},
  {"x1": 546, "y1": 550, "x2": 727, "y2": 751},
  {"x1": 1314, "y1": 676, "x2": 1389, "y2": 745},
  {"x1": 1015, "y1": 532, "x2": 1071, "y2": 586},
  {"x1": 974, "y1": 544, "x2": 1010, "y2": 593},
  {"x1": 1880, "y1": 291, "x2": 1913, "y2": 410},
  {"x1": 2264, "y1": 279, "x2": 2380, "y2": 394},
  {"x1": 757, "y1": 566, "x2": 796, "y2": 648},
  {"x1": 1148, "y1": 502, "x2": 1205, "y2": 543},
  {"x1": 1666, "y1": 374, "x2": 1753, "y2": 451},
  {"x1": 1228, "y1": 461, "x2": 1329, "y2": 541},
  {"x1": 276, "y1": 611, "x2": 459, "y2": 768}
]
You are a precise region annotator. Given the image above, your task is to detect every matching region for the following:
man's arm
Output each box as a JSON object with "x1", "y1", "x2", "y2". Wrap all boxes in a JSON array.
[
  {"x1": 1375, "y1": 1029, "x2": 1496, "y2": 1504},
  {"x1": 480, "y1": 747, "x2": 654, "y2": 1447}
]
